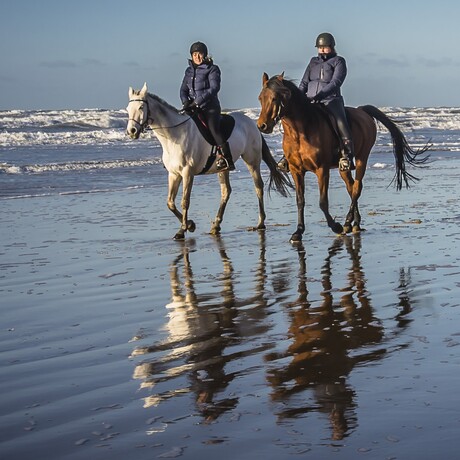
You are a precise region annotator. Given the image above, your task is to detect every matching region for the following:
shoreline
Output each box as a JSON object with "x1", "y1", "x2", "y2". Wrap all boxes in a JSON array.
[{"x1": 1, "y1": 156, "x2": 460, "y2": 459}]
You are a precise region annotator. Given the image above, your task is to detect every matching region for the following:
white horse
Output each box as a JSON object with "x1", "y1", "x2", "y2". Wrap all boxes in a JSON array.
[{"x1": 126, "y1": 83, "x2": 291, "y2": 240}]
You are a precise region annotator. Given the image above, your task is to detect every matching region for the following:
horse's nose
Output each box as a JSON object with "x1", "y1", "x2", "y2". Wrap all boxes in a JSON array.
[
  {"x1": 258, "y1": 123, "x2": 267, "y2": 132},
  {"x1": 130, "y1": 127, "x2": 137, "y2": 135}
]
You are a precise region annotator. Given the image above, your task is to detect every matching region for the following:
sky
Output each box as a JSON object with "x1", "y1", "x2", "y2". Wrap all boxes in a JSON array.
[{"x1": 1, "y1": 0, "x2": 460, "y2": 110}]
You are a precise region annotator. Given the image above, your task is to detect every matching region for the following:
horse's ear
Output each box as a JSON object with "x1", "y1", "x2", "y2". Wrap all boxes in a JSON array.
[
  {"x1": 140, "y1": 82, "x2": 148, "y2": 96},
  {"x1": 262, "y1": 72, "x2": 269, "y2": 86},
  {"x1": 129, "y1": 87, "x2": 134, "y2": 98},
  {"x1": 277, "y1": 72, "x2": 285, "y2": 81}
]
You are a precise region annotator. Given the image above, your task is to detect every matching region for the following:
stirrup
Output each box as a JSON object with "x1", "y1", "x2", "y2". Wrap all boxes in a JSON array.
[
  {"x1": 216, "y1": 156, "x2": 235, "y2": 172},
  {"x1": 339, "y1": 156, "x2": 354, "y2": 171}
]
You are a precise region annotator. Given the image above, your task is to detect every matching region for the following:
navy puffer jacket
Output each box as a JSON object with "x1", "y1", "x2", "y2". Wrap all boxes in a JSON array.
[
  {"x1": 180, "y1": 59, "x2": 221, "y2": 110},
  {"x1": 298, "y1": 53, "x2": 347, "y2": 102}
]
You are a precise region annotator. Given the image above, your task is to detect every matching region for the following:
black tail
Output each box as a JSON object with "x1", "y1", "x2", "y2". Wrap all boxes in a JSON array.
[
  {"x1": 261, "y1": 135, "x2": 292, "y2": 197},
  {"x1": 359, "y1": 105, "x2": 431, "y2": 190}
]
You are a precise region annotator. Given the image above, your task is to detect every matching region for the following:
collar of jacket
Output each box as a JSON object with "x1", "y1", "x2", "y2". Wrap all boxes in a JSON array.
[
  {"x1": 188, "y1": 58, "x2": 213, "y2": 69},
  {"x1": 318, "y1": 52, "x2": 337, "y2": 61}
]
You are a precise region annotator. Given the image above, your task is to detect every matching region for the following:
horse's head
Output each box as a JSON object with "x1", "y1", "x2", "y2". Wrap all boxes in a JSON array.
[
  {"x1": 257, "y1": 72, "x2": 291, "y2": 134},
  {"x1": 126, "y1": 82, "x2": 149, "y2": 139}
]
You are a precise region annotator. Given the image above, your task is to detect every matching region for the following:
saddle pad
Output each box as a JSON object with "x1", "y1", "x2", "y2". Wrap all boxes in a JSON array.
[{"x1": 192, "y1": 112, "x2": 236, "y2": 146}]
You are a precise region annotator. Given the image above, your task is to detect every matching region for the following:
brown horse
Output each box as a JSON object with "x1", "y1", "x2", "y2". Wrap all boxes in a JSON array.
[{"x1": 257, "y1": 73, "x2": 430, "y2": 243}]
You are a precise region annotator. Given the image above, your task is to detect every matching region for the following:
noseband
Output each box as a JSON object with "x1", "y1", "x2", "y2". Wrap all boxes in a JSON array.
[{"x1": 128, "y1": 98, "x2": 150, "y2": 133}]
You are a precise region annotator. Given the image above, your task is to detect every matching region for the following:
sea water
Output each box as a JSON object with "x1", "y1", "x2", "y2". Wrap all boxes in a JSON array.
[{"x1": 1, "y1": 106, "x2": 459, "y2": 200}]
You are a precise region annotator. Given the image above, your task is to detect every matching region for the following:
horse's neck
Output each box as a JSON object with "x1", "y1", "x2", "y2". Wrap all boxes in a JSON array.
[
  {"x1": 281, "y1": 102, "x2": 324, "y2": 145},
  {"x1": 286, "y1": 101, "x2": 321, "y2": 131},
  {"x1": 147, "y1": 95, "x2": 186, "y2": 135}
]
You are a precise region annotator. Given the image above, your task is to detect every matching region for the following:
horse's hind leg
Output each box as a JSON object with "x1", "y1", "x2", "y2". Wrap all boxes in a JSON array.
[
  {"x1": 246, "y1": 164, "x2": 266, "y2": 231},
  {"x1": 341, "y1": 171, "x2": 363, "y2": 233},
  {"x1": 210, "y1": 171, "x2": 232, "y2": 235}
]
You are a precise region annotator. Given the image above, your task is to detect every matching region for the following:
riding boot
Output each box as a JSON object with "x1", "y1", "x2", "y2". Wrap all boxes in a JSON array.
[
  {"x1": 216, "y1": 142, "x2": 235, "y2": 172},
  {"x1": 277, "y1": 156, "x2": 289, "y2": 172},
  {"x1": 339, "y1": 139, "x2": 355, "y2": 171}
]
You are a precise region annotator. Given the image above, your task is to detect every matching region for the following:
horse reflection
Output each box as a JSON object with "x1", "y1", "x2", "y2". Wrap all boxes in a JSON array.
[
  {"x1": 131, "y1": 234, "x2": 269, "y2": 422},
  {"x1": 265, "y1": 234, "x2": 410, "y2": 440}
]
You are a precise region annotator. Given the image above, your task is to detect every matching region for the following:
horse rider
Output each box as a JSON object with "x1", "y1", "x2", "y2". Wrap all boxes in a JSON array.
[
  {"x1": 278, "y1": 32, "x2": 355, "y2": 172},
  {"x1": 180, "y1": 41, "x2": 235, "y2": 172}
]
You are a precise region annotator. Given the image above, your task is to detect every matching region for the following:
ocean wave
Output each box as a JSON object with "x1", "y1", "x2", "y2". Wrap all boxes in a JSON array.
[
  {"x1": 0, "y1": 158, "x2": 162, "y2": 174},
  {"x1": 0, "y1": 107, "x2": 460, "y2": 151}
]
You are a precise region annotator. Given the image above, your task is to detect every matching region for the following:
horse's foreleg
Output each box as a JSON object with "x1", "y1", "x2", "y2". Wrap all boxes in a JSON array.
[
  {"x1": 167, "y1": 172, "x2": 195, "y2": 240},
  {"x1": 290, "y1": 172, "x2": 306, "y2": 243},
  {"x1": 167, "y1": 172, "x2": 183, "y2": 222},
  {"x1": 210, "y1": 171, "x2": 232, "y2": 235},
  {"x1": 174, "y1": 172, "x2": 195, "y2": 240},
  {"x1": 317, "y1": 169, "x2": 343, "y2": 234},
  {"x1": 246, "y1": 164, "x2": 266, "y2": 231}
]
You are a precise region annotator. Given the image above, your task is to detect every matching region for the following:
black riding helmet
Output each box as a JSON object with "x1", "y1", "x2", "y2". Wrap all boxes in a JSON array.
[
  {"x1": 190, "y1": 41, "x2": 208, "y2": 56},
  {"x1": 315, "y1": 32, "x2": 336, "y2": 48}
]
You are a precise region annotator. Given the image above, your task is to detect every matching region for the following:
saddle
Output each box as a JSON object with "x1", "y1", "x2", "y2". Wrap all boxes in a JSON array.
[
  {"x1": 191, "y1": 112, "x2": 236, "y2": 146},
  {"x1": 190, "y1": 111, "x2": 236, "y2": 174}
]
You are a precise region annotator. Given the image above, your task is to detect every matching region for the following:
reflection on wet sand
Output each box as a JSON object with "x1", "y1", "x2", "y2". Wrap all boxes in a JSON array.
[
  {"x1": 131, "y1": 234, "x2": 271, "y2": 422},
  {"x1": 265, "y1": 234, "x2": 412, "y2": 440},
  {"x1": 130, "y1": 233, "x2": 414, "y2": 437}
]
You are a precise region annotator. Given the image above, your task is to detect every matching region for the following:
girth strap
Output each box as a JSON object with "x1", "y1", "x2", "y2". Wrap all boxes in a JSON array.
[{"x1": 198, "y1": 145, "x2": 219, "y2": 175}]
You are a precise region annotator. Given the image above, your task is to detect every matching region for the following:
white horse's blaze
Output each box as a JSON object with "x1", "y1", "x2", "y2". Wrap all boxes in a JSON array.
[
  {"x1": 126, "y1": 83, "x2": 289, "y2": 238},
  {"x1": 127, "y1": 83, "x2": 149, "y2": 139}
]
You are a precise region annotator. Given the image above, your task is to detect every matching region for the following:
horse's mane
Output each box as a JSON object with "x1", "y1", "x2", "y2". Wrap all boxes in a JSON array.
[
  {"x1": 147, "y1": 92, "x2": 180, "y2": 113},
  {"x1": 267, "y1": 75, "x2": 325, "y2": 122},
  {"x1": 132, "y1": 87, "x2": 179, "y2": 113},
  {"x1": 267, "y1": 77, "x2": 306, "y2": 103}
]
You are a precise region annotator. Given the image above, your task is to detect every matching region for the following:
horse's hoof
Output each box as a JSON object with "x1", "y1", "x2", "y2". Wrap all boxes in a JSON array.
[
  {"x1": 343, "y1": 224, "x2": 352, "y2": 234},
  {"x1": 187, "y1": 220, "x2": 196, "y2": 233},
  {"x1": 210, "y1": 225, "x2": 221, "y2": 235},
  {"x1": 352, "y1": 225, "x2": 361, "y2": 233},
  {"x1": 331, "y1": 222, "x2": 344, "y2": 234},
  {"x1": 290, "y1": 233, "x2": 302, "y2": 244},
  {"x1": 173, "y1": 232, "x2": 185, "y2": 240}
]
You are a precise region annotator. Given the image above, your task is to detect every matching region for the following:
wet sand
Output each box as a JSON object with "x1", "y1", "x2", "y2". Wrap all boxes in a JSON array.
[{"x1": 1, "y1": 156, "x2": 460, "y2": 459}]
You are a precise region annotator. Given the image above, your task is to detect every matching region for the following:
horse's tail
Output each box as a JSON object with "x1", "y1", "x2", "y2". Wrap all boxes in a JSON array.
[
  {"x1": 359, "y1": 105, "x2": 430, "y2": 190},
  {"x1": 261, "y1": 135, "x2": 292, "y2": 197}
]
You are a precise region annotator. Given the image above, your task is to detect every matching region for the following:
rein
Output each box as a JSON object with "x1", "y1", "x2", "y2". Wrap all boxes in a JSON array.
[
  {"x1": 274, "y1": 101, "x2": 285, "y2": 125},
  {"x1": 128, "y1": 98, "x2": 191, "y2": 132}
]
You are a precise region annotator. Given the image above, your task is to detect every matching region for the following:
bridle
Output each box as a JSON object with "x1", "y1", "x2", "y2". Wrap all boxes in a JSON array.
[
  {"x1": 273, "y1": 99, "x2": 285, "y2": 125},
  {"x1": 127, "y1": 98, "x2": 191, "y2": 133},
  {"x1": 262, "y1": 83, "x2": 287, "y2": 127}
]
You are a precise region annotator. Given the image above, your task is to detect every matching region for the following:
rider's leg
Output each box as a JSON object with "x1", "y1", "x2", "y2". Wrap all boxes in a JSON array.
[
  {"x1": 216, "y1": 141, "x2": 235, "y2": 172},
  {"x1": 205, "y1": 108, "x2": 235, "y2": 172},
  {"x1": 325, "y1": 98, "x2": 355, "y2": 171}
]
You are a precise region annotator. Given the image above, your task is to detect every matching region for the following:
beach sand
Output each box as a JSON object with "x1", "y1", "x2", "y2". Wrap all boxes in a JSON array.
[{"x1": 1, "y1": 157, "x2": 460, "y2": 459}]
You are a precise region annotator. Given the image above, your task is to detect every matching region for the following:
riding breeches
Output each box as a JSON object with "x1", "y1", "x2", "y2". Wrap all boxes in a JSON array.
[
  {"x1": 324, "y1": 97, "x2": 352, "y2": 141},
  {"x1": 201, "y1": 107, "x2": 225, "y2": 146}
]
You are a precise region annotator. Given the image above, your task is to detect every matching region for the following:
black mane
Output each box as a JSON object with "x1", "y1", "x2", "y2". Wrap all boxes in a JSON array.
[
  {"x1": 267, "y1": 75, "x2": 315, "y2": 118},
  {"x1": 267, "y1": 77, "x2": 306, "y2": 102}
]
